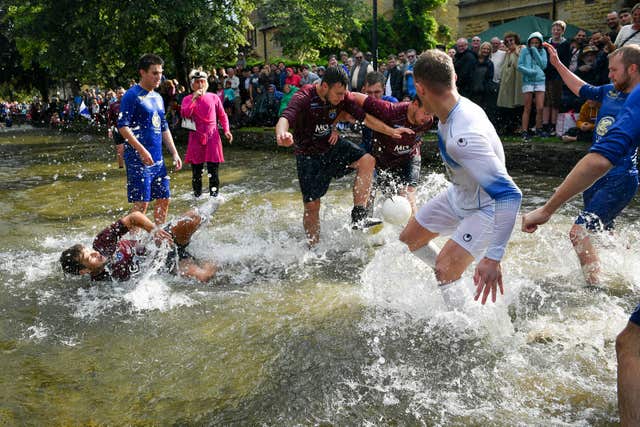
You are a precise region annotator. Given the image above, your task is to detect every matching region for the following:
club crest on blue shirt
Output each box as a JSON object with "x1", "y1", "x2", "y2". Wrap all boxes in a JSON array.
[
  {"x1": 115, "y1": 252, "x2": 124, "y2": 262},
  {"x1": 152, "y1": 111, "x2": 161, "y2": 129},
  {"x1": 456, "y1": 137, "x2": 468, "y2": 147},
  {"x1": 328, "y1": 109, "x2": 337, "y2": 120},
  {"x1": 596, "y1": 116, "x2": 615, "y2": 137}
]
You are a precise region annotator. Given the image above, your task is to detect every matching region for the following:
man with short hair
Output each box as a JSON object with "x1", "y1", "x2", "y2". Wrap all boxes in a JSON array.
[
  {"x1": 385, "y1": 54, "x2": 404, "y2": 101},
  {"x1": 400, "y1": 49, "x2": 522, "y2": 307},
  {"x1": 490, "y1": 37, "x2": 506, "y2": 85},
  {"x1": 275, "y1": 67, "x2": 381, "y2": 245},
  {"x1": 619, "y1": 7, "x2": 632, "y2": 26},
  {"x1": 348, "y1": 84, "x2": 433, "y2": 214},
  {"x1": 615, "y1": 3, "x2": 640, "y2": 47},
  {"x1": 543, "y1": 43, "x2": 640, "y2": 285},
  {"x1": 542, "y1": 20, "x2": 572, "y2": 136},
  {"x1": 453, "y1": 38, "x2": 478, "y2": 98},
  {"x1": 117, "y1": 53, "x2": 182, "y2": 226},
  {"x1": 607, "y1": 11, "x2": 621, "y2": 42},
  {"x1": 350, "y1": 50, "x2": 374, "y2": 92},
  {"x1": 522, "y1": 45, "x2": 640, "y2": 427},
  {"x1": 300, "y1": 64, "x2": 320, "y2": 86},
  {"x1": 471, "y1": 36, "x2": 482, "y2": 55},
  {"x1": 60, "y1": 202, "x2": 218, "y2": 283},
  {"x1": 403, "y1": 49, "x2": 418, "y2": 99}
]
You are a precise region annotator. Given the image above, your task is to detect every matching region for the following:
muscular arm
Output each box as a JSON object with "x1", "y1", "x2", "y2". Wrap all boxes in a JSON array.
[
  {"x1": 543, "y1": 42, "x2": 586, "y2": 96},
  {"x1": 121, "y1": 211, "x2": 156, "y2": 232}
]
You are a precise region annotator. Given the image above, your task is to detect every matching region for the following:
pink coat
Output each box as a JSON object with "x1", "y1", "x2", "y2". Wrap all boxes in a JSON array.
[{"x1": 181, "y1": 92, "x2": 229, "y2": 164}]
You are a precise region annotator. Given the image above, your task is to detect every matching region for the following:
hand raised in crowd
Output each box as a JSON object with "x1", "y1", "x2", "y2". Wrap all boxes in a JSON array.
[
  {"x1": 542, "y1": 42, "x2": 560, "y2": 68},
  {"x1": 192, "y1": 88, "x2": 205, "y2": 101}
]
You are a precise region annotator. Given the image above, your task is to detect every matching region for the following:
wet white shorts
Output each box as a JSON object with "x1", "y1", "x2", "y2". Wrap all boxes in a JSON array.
[
  {"x1": 522, "y1": 82, "x2": 545, "y2": 93},
  {"x1": 415, "y1": 191, "x2": 494, "y2": 260}
]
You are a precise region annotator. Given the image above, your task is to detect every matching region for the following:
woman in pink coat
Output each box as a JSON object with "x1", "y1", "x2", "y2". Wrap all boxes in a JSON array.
[{"x1": 181, "y1": 69, "x2": 233, "y2": 197}]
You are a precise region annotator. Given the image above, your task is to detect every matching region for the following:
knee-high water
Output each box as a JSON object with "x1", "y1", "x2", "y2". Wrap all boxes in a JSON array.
[{"x1": 1, "y1": 130, "x2": 638, "y2": 425}]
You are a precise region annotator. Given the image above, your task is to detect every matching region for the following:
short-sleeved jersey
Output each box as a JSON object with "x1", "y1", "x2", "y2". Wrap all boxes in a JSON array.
[
  {"x1": 437, "y1": 97, "x2": 522, "y2": 261},
  {"x1": 117, "y1": 84, "x2": 168, "y2": 162},
  {"x1": 579, "y1": 84, "x2": 637, "y2": 177},
  {"x1": 280, "y1": 84, "x2": 366, "y2": 155},
  {"x1": 363, "y1": 97, "x2": 433, "y2": 169},
  {"x1": 590, "y1": 84, "x2": 640, "y2": 167},
  {"x1": 91, "y1": 220, "x2": 145, "y2": 282}
]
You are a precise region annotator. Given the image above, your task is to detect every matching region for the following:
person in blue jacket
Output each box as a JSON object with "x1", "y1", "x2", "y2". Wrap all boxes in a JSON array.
[{"x1": 518, "y1": 31, "x2": 548, "y2": 141}]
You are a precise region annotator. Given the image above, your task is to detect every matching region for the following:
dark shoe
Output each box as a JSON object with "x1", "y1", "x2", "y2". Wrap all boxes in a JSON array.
[
  {"x1": 522, "y1": 130, "x2": 531, "y2": 142},
  {"x1": 536, "y1": 128, "x2": 549, "y2": 138},
  {"x1": 351, "y1": 205, "x2": 383, "y2": 230}
]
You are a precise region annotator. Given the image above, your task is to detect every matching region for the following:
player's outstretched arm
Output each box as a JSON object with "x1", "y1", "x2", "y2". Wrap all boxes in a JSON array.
[
  {"x1": 522, "y1": 152, "x2": 612, "y2": 233},
  {"x1": 121, "y1": 212, "x2": 173, "y2": 245}
]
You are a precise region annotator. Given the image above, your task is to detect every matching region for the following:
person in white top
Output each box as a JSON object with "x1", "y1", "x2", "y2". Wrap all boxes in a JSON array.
[
  {"x1": 399, "y1": 49, "x2": 522, "y2": 306},
  {"x1": 615, "y1": 3, "x2": 640, "y2": 47},
  {"x1": 490, "y1": 37, "x2": 506, "y2": 84}
]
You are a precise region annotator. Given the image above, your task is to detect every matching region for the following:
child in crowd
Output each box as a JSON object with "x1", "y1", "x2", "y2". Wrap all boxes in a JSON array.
[{"x1": 562, "y1": 99, "x2": 600, "y2": 142}]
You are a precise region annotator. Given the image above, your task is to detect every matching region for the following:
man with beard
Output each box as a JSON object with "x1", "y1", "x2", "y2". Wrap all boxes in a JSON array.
[{"x1": 542, "y1": 43, "x2": 640, "y2": 285}]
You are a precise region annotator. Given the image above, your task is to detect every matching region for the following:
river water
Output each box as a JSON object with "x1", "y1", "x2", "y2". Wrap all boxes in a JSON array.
[{"x1": 1, "y1": 130, "x2": 638, "y2": 425}]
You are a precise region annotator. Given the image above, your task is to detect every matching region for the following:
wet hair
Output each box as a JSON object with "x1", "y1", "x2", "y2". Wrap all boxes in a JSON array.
[
  {"x1": 364, "y1": 71, "x2": 385, "y2": 88},
  {"x1": 60, "y1": 244, "x2": 85, "y2": 275},
  {"x1": 609, "y1": 45, "x2": 640, "y2": 70},
  {"x1": 137, "y1": 53, "x2": 164, "y2": 72},
  {"x1": 321, "y1": 66, "x2": 349, "y2": 88},
  {"x1": 413, "y1": 49, "x2": 454, "y2": 95}
]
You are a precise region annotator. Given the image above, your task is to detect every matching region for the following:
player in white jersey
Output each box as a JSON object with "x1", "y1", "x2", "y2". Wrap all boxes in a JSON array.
[{"x1": 399, "y1": 49, "x2": 522, "y2": 305}]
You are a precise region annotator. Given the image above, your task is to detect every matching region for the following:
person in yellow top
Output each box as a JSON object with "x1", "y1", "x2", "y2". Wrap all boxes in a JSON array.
[{"x1": 561, "y1": 99, "x2": 600, "y2": 142}]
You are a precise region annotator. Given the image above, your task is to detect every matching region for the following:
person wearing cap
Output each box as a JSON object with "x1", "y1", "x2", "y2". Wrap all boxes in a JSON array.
[
  {"x1": 117, "y1": 53, "x2": 182, "y2": 226},
  {"x1": 576, "y1": 44, "x2": 602, "y2": 84},
  {"x1": 181, "y1": 69, "x2": 233, "y2": 198}
]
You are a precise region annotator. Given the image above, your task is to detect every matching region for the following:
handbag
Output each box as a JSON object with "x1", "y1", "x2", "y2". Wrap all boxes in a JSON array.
[
  {"x1": 556, "y1": 111, "x2": 577, "y2": 136},
  {"x1": 181, "y1": 117, "x2": 196, "y2": 131}
]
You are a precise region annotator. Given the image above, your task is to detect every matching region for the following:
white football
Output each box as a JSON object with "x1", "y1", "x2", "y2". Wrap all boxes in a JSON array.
[{"x1": 381, "y1": 196, "x2": 412, "y2": 225}]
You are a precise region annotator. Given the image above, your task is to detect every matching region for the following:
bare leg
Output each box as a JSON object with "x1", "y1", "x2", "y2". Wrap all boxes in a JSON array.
[
  {"x1": 542, "y1": 105, "x2": 551, "y2": 128},
  {"x1": 617, "y1": 322, "x2": 640, "y2": 426},
  {"x1": 434, "y1": 239, "x2": 475, "y2": 284},
  {"x1": 303, "y1": 199, "x2": 321, "y2": 246},
  {"x1": 569, "y1": 224, "x2": 600, "y2": 285},
  {"x1": 534, "y1": 91, "x2": 545, "y2": 130},
  {"x1": 116, "y1": 144, "x2": 124, "y2": 168},
  {"x1": 522, "y1": 92, "x2": 533, "y2": 132},
  {"x1": 350, "y1": 153, "x2": 375, "y2": 207},
  {"x1": 551, "y1": 107, "x2": 558, "y2": 128},
  {"x1": 154, "y1": 198, "x2": 170, "y2": 225},
  {"x1": 170, "y1": 211, "x2": 203, "y2": 245},
  {"x1": 400, "y1": 216, "x2": 439, "y2": 251}
]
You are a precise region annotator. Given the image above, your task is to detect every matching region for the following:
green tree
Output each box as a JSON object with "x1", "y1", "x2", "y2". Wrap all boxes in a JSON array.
[
  {"x1": 3, "y1": 0, "x2": 255, "y2": 99},
  {"x1": 347, "y1": 0, "x2": 447, "y2": 58},
  {"x1": 258, "y1": 0, "x2": 367, "y2": 62}
]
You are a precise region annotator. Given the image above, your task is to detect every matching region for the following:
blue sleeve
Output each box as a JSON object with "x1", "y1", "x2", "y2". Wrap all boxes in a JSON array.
[
  {"x1": 579, "y1": 84, "x2": 608, "y2": 102},
  {"x1": 117, "y1": 91, "x2": 136, "y2": 129},
  {"x1": 589, "y1": 85, "x2": 640, "y2": 164},
  {"x1": 448, "y1": 134, "x2": 522, "y2": 261},
  {"x1": 517, "y1": 49, "x2": 535, "y2": 77}
]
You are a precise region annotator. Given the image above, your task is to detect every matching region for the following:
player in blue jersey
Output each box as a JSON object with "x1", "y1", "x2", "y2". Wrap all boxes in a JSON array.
[
  {"x1": 399, "y1": 49, "x2": 522, "y2": 306},
  {"x1": 543, "y1": 43, "x2": 640, "y2": 285},
  {"x1": 523, "y1": 45, "x2": 640, "y2": 426},
  {"x1": 118, "y1": 54, "x2": 183, "y2": 226}
]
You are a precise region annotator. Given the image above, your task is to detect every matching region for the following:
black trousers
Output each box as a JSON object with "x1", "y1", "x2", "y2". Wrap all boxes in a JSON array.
[{"x1": 191, "y1": 162, "x2": 220, "y2": 197}]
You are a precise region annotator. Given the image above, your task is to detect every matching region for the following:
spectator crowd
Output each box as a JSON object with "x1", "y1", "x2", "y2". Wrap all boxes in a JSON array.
[{"x1": 2, "y1": 4, "x2": 639, "y2": 145}]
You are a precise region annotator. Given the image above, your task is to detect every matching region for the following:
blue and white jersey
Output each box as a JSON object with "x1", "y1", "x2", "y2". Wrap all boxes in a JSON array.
[
  {"x1": 437, "y1": 97, "x2": 522, "y2": 261},
  {"x1": 579, "y1": 84, "x2": 637, "y2": 177},
  {"x1": 117, "y1": 84, "x2": 168, "y2": 163},
  {"x1": 590, "y1": 84, "x2": 640, "y2": 168}
]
